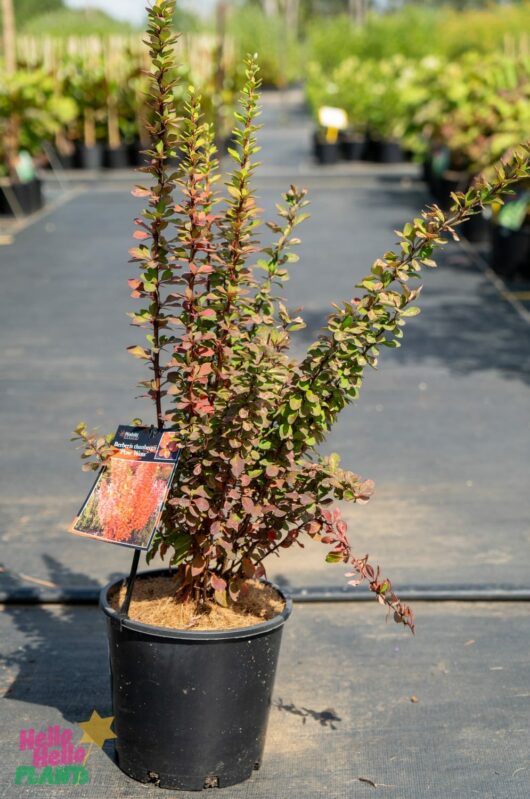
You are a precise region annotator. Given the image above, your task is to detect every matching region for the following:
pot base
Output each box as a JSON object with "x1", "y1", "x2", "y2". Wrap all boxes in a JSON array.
[{"x1": 117, "y1": 756, "x2": 260, "y2": 791}]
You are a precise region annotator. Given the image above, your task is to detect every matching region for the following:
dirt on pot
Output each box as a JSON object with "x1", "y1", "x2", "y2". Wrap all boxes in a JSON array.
[{"x1": 110, "y1": 576, "x2": 285, "y2": 631}]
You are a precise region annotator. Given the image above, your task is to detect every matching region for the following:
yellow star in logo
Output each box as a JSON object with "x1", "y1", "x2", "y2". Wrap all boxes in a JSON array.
[{"x1": 79, "y1": 710, "x2": 117, "y2": 750}]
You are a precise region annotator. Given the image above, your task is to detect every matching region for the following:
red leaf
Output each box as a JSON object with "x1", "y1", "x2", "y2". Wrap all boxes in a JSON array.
[
  {"x1": 241, "y1": 497, "x2": 255, "y2": 515},
  {"x1": 210, "y1": 574, "x2": 227, "y2": 592},
  {"x1": 196, "y1": 363, "x2": 213, "y2": 378},
  {"x1": 231, "y1": 456, "x2": 245, "y2": 478},
  {"x1": 133, "y1": 231, "x2": 150, "y2": 240}
]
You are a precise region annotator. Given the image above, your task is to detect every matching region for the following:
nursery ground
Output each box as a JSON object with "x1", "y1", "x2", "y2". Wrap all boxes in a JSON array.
[
  {"x1": 0, "y1": 90, "x2": 529, "y2": 596},
  {"x1": 1, "y1": 601, "x2": 529, "y2": 799}
]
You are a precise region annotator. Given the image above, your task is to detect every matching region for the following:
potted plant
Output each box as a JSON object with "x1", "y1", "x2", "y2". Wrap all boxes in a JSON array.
[
  {"x1": 332, "y1": 58, "x2": 368, "y2": 161},
  {"x1": 0, "y1": 68, "x2": 76, "y2": 215},
  {"x1": 73, "y1": 1, "x2": 530, "y2": 791},
  {"x1": 361, "y1": 57, "x2": 408, "y2": 164},
  {"x1": 306, "y1": 59, "x2": 368, "y2": 163},
  {"x1": 411, "y1": 52, "x2": 530, "y2": 232},
  {"x1": 103, "y1": 51, "x2": 130, "y2": 170},
  {"x1": 63, "y1": 57, "x2": 108, "y2": 170}
]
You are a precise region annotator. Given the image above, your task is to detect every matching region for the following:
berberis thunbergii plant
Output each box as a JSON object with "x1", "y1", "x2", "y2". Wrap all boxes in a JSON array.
[{"x1": 74, "y1": 0, "x2": 530, "y2": 633}]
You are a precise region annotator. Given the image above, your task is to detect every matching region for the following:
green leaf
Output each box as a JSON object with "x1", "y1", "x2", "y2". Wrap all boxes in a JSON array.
[{"x1": 127, "y1": 345, "x2": 151, "y2": 360}]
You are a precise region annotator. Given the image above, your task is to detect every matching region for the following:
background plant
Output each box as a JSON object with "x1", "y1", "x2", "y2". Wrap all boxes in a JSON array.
[
  {"x1": 0, "y1": 68, "x2": 76, "y2": 177},
  {"x1": 0, "y1": 31, "x2": 237, "y2": 174},
  {"x1": 227, "y1": 5, "x2": 301, "y2": 89},
  {"x1": 306, "y1": 47, "x2": 530, "y2": 172},
  {"x1": 74, "y1": 0, "x2": 530, "y2": 633},
  {"x1": 306, "y1": 4, "x2": 530, "y2": 67}
]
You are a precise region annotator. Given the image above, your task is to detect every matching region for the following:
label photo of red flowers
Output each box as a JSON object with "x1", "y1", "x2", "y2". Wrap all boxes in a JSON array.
[{"x1": 70, "y1": 426, "x2": 180, "y2": 550}]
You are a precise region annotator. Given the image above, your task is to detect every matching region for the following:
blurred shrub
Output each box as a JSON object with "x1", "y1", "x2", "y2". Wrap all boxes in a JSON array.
[
  {"x1": 307, "y1": 4, "x2": 530, "y2": 67},
  {"x1": 228, "y1": 6, "x2": 301, "y2": 88},
  {"x1": 1, "y1": 30, "x2": 240, "y2": 175},
  {"x1": 13, "y1": 0, "x2": 64, "y2": 27},
  {"x1": 0, "y1": 69, "x2": 77, "y2": 176},
  {"x1": 22, "y1": 9, "x2": 132, "y2": 36},
  {"x1": 306, "y1": 3, "x2": 530, "y2": 173},
  {"x1": 308, "y1": 48, "x2": 530, "y2": 174},
  {"x1": 307, "y1": 8, "x2": 437, "y2": 67}
]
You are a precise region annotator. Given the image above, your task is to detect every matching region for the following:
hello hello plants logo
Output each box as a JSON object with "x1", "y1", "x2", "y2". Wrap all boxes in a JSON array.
[{"x1": 14, "y1": 711, "x2": 116, "y2": 786}]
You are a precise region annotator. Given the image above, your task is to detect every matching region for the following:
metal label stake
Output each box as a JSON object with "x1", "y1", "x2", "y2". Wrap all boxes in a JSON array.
[{"x1": 120, "y1": 548, "x2": 141, "y2": 618}]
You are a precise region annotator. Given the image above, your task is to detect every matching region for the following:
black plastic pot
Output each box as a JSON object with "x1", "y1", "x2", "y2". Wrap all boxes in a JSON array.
[
  {"x1": 44, "y1": 147, "x2": 76, "y2": 170},
  {"x1": 362, "y1": 134, "x2": 378, "y2": 162},
  {"x1": 104, "y1": 145, "x2": 130, "y2": 169},
  {"x1": 29, "y1": 178, "x2": 44, "y2": 213},
  {"x1": 339, "y1": 134, "x2": 365, "y2": 162},
  {"x1": 422, "y1": 156, "x2": 432, "y2": 184},
  {"x1": 56, "y1": 150, "x2": 76, "y2": 170},
  {"x1": 463, "y1": 212, "x2": 490, "y2": 244},
  {"x1": 490, "y1": 223, "x2": 530, "y2": 280},
  {"x1": 100, "y1": 571, "x2": 292, "y2": 791},
  {"x1": 435, "y1": 170, "x2": 469, "y2": 209},
  {"x1": 313, "y1": 133, "x2": 340, "y2": 165},
  {"x1": 127, "y1": 140, "x2": 148, "y2": 168},
  {"x1": 373, "y1": 139, "x2": 405, "y2": 164},
  {"x1": 75, "y1": 142, "x2": 104, "y2": 170},
  {"x1": 0, "y1": 178, "x2": 43, "y2": 216}
]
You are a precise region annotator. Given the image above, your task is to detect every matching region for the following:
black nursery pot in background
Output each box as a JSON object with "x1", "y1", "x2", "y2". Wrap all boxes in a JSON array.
[
  {"x1": 463, "y1": 211, "x2": 490, "y2": 244},
  {"x1": 45, "y1": 147, "x2": 76, "y2": 170},
  {"x1": 434, "y1": 170, "x2": 469, "y2": 210},
  {"x1": 100, "y1": 571, "x2": 292, "y2": 791},
  {"x1": 362, "y1": 134, "x2": 378, "y2": 162},
  {"x1": 422, "y1": 155, "x2": 433, "y2": 189},
  {"x1": 29, "y1": 178, "x2": 44, "y2": 213},
  {"x1": 127, "y1": 140, "x2": 148, "y2": 167},
  {"x1": 373, "y1": 139, "x2": 405, "y2": 164},
  {"x1": 313, "y1": 132, "x2": 340, "y2": 165},
  {"x1": 0, "y1": 177, "x2": 43, "y2": 216},
  {"x1": 104, "y1": 145, "x2": 130, "y2": 169},
  {"x1": 490, "y1": 223, "x2": 530, "y2": 280},
  {"x1": 339, "y1": 132, "x2": 365, "y2": 162},
  {"x1": 75, "y1": 142, "x2": 104, "y2": 170}
]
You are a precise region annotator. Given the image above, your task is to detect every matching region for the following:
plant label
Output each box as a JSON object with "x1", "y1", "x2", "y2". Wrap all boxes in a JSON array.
[{"x1": 69, "y1": 426, "x2": 180, "y2": 550}]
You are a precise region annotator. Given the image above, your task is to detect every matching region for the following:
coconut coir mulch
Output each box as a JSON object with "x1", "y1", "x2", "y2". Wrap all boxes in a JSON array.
[{"x1": 110, "y1": 575, "x2": 284, "y2": 631}]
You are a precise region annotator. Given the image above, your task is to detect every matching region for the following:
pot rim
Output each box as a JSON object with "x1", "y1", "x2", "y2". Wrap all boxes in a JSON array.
[{"x1": 99, "y1": 568, "x2": 293, "y2": 642}]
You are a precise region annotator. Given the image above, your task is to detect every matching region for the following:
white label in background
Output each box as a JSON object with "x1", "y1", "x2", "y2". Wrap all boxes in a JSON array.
[{"x1": 318, "y1": 106, "x2": 348, "y2": 131}]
